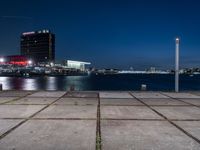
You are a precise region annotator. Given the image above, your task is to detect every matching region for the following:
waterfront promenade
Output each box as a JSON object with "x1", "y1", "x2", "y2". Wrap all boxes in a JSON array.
[{"x1": 0, "y1": 91, "x2": 200, "y2": 149}]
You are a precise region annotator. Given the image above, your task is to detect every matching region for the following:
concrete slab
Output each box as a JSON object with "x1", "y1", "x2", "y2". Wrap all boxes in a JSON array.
[
  {"x1": 34, "y1": 105, "x2": 97, "y2": 119},
  {"x1": 140, "y1": 98, "x2": 189, "y2": 106},
  {"x1": 101, "y1": 106, "x2": 162, "y2": 119},
  {"x1": 153, "y1": 106, "x2": 200, "y2": 120},
  {"x1": 101, "y1": 120, "x2": 200, "y2": 150},
  {"x1": 54, "y1": 98, "x2": 98, "y2": 105},
  {"x1": 0, "y1": 105, "x2": 45, "y2": 118},
  {"x1": 162, "y1": 92, "x2": 200, "y2": 98},
  {"x1": 100, "y1": 92, "x2": 133, "y2": 99},
  {"x1": 101, "y1": 98, "x2": 143, "y2": 106},
  {"x1": 65, "y1": 91, "x2": 98, "y2": 98},
  {"x1": 28, "y1": 91, "x2": 66, "y2": 98},
  {"x1": 0, "y1": 97, "x2": 19, "y2": 104},
  {"x1": 173, "y1": 121, "x2": 200, "y2": 140},
  {"x1": 178, "y1": 99, "x2": 200, "y2": 106},
  {"x1": 132, "y1": 92, "x2": 169, "y2": 98},
  {"x1": 189, "y1": 92, "x2": 200, "y2": 97},
  {"x1": 0, "y1": 91, "x2": 33, "y2": 97},
  {"x1": 0, "y1": 120, "x2": 96, "y2": 150},
  {"x1": 7, "y1": 97, "x2": 57, "y2": 105},
  {"x1": 0, "y1": 119, "x2": 23, "y2": 136}
]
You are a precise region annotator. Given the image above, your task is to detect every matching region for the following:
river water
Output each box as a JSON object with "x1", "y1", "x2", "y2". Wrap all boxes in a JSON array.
[{"x1": 0, "y1": 74, "x2": 199, "y2": 91}]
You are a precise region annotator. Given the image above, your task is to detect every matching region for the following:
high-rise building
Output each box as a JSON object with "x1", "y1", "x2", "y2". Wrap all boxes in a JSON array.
[{"x1": 20, "y1": 29, "x2": 55, "y2": 63}]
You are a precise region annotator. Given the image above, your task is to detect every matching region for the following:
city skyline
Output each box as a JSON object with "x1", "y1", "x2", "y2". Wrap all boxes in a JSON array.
[{"x1": 0, "y1": 0, "x2": 200, "y2": 69}]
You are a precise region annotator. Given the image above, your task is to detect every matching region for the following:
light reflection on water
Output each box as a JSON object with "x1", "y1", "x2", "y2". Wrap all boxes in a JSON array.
[
  {"x1": 64, "y1": 76, "x2": 90, "y2": 91},
  {"x1": 0, "y1": 76, "x2": 90, "y2": 91},
  {"x1": 0, "y1": 74, "x2": 200, "y2": 91},
  {"x1": 22, "y1": 78, "x2": 39, "y2": 90},
  {"x1": 0, "y1": 77, "x2": 12, "y2": 90},
  {"x1": 45, "y1": 76, "x2": 57, "y2": 90}
]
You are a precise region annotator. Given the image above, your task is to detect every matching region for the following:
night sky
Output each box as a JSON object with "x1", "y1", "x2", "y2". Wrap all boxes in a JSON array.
[{"x1": 0, "y1": 0, "x2": 200, "y2": 69}]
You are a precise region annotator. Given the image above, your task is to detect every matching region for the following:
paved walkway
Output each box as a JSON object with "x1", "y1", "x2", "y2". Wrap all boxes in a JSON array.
[{"x1": 0, "y1": 91, "x2": 200, "y2": 150}]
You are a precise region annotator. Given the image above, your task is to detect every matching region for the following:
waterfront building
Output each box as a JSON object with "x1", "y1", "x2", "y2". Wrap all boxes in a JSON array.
[
  {"x1": 64, "y1": 60, "x2": 91, "y2": 71},
  {"x1": 149, "y1": 67, "x2": 156, "y2": 73},
  {"x1": 0, "y1": 55, "x2": 31, "y2": 66},
  {"x1": 20, "y1": 30, "x2": 55, "y2": 63}
]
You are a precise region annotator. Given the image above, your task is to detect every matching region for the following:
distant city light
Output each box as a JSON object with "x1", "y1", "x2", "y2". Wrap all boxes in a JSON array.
[
  {"x1": 22, "y1": 32, "x2": 35, "y2": 35},
  {"x1": 0, "y1": 58, "x2": 4, "y2": 63},
  {"x1": 176, "y1": 37, "x2": 180, "y2": 43},
  {"x1": 50, "y1": 62, "x2": 54, "y2": 66},
  {"x1": 67, "y1": 60, "x2": 91, "y2": 65},
  {"x1": 28, "y1": 60, "x2": 32, "y2": 65}
]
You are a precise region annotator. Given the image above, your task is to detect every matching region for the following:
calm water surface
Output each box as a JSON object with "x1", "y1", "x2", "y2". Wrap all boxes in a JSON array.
[{"x1": 0, "y1": 74, "x2": 200, "y2": 91}]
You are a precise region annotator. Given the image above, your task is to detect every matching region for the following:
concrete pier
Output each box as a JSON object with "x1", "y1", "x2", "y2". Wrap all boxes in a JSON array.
[{"x1": 0, "y1": 91, "x2": 200, "y2": 149}]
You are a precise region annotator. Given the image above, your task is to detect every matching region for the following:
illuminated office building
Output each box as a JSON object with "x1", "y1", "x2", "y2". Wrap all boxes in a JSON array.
[{"x1": 20, "y1": 29, "x2": 55, "y2": 63}]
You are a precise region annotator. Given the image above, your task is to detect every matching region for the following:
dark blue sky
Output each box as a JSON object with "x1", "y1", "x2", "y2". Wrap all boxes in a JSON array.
[{"x1": 0, "y1": 0, "x2": 200, "y2": 69}]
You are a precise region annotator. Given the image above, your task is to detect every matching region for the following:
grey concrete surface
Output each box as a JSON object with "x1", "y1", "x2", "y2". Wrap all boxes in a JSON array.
[
  {"x1": 100, "y1": 92, "x2": 133, "y2": 98},
  {"x1": 101, "y1": 98, "x2": 144, "y2": 105},
  {"x1": 162, "y1": 92, "x2": 200, "y2": 98},
  {"x1": 0, "y1": 120, "x2": 96, "y2": 150},
  {"x1": 132, "y1": 92, "x2": 169, "y2": 98},
  {"x1": 0, "y1": 91, "x2": 200, "y2": 150},
  {"x1": 54, "y1": 98, "x2": 98, "y2": 105},
  {"x1": 101, "y1": 120, "x2": 200, "y2": 150},
  {"x1": 0, "y1": 97, "x2": 19, "y2": 104},
  {"x1": 190, "y1": 92, "x2": 200, "y2": 97},
  {"x1": 0, "y1": 119, "x2": 23, "y2": 136},
  {"x1": 140, "y1": 98, "x2": 189, "y2": 106},
  {"x1": 34, "y1": 105, "x2": 97, "y2": 119},
  {"x1": 101, "y1": 106, "x2": 162, "y2": 119},
  {"x1": 173, "y1": 121, "x2": 200, "y2": 140},
  {"x1": 178, "y1": 98, "x2": 200, "y2": 106},
  {"x1": 7, "y1": 97, "x2": 57, "y2": 105},
  {"x1": 65, "y1": 92, "x2": 98, "y2": 98},
  {"x1": 153, "y1": 106, "x2": 200, "y2": 120},
  {"x1": 0, "y1": 105, "x2": 45, "y2": 118},
  {"x1": 0, "y1": 91, "x2": 33, "y2": 97},
  {"x1": 28, "y1": 91, "x2": 66, "y2": 98}
]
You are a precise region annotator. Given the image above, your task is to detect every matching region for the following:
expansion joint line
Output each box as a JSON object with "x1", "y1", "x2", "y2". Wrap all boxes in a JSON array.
[
  {"x1": 129, "y1": 92, "x2": 200, "y2": 145},
  {"x1": 160, "y1": 92, "x2": 200, "y2": 109},
  {"x1": 0, "y1": 91, "x2": 69, "y2": 140},
  {"x1": 96, "y1": 93, "x2": 102, "y2": 150},
  {"x1": 0, "y1": 91, "x2": 37, "y2": 105}
]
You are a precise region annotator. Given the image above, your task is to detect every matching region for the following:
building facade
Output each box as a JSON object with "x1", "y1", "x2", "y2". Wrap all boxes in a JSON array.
[
  {"x1": 0, "y1": 55, "x2": 30, "y2": 66},
  {"x1": 65, "y1": 60, "x2": 91, "y2": 71},
  {"x1": 20, "y1": 30, "x2": 55, "y2": 63}
]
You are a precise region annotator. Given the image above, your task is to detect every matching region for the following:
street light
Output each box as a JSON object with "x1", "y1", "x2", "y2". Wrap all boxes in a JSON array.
[
  {"x1": 50, "y1": 62, "x2": 54, "y2": 66},
  {"x1": 0, "y1": 58, "x2": 4, "y2": 63},
  {"x1": 28, "y1": 60, "x2": 32, "y2": 65},
  {"x1": 175, "y1": 37, "x2": 180, "y2": 92}
]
